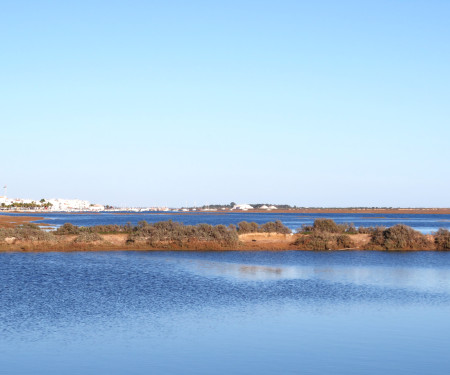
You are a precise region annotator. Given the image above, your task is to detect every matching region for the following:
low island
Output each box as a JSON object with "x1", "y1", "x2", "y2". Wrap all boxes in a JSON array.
[{"x1": 0, "y1": 216, "x2": 449, "y2": 252}]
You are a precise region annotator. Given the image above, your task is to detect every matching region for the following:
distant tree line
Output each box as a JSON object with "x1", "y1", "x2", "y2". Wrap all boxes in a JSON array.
[{"x1": 0, "y1": 200, "x2": 53, "y2": 210}]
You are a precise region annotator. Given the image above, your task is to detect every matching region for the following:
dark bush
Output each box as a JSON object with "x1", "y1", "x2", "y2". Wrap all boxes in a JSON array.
[
  {"x1": 237, "y1": 221, "x2": 259, "y2": 234},
  {"x1": 259, "y1": 220, "x2": 292, "y2": 234},
  {"x1": 293, "y1": 232, "x2": 335, "y2": 250},
  {"x1": 55, "y1": 223, "x2": 80, "y2": 235},
  {"x1": 313, "y1": 219, "x2": 340, "y2": 233},
  {"x1": 300, "y1": 219, "x2": 357, "y2": 234},
  {"x1": 357, "y1": 226, "x2": 374, "y2": 234},
  {"x1": 367, "y1": 224, "x2": 433, "y2": 250},
  {"x1": 336, "y1": 234, "x2": 355, "y2": 249},
  {"x1": 238, "y1": 220, "x2": 291, "y2": 234},
  {"x1": 0, "y1": 224, "x2": 54, "y2": 242},
  {"x1": 299, "y1": 224, "x2": 314, "y2": 233},
  {"x1": 129, "y1": 220, "x2": 239, "y2": 246},
  {"x1": 435, "y1": 229, "x2": 450, "y2": 250}
]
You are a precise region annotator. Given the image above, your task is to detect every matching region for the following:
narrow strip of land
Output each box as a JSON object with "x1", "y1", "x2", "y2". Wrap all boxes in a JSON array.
[{"x1": 0, "y1": 215, "x2": 45, "y2": 228}]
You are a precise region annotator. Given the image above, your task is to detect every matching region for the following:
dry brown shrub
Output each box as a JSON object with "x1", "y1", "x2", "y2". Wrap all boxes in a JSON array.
[
  {"x1": 366, "y1": 224, "x2": 433, "y2": 250},
  {"x1": 293, "y1": 232, "x2": 353, "y2": 250},
  {"x1": 434, "y1": 229, "x2": 450, "y2": 250}
]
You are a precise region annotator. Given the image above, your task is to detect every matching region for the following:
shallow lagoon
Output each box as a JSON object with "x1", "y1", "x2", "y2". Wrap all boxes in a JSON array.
[{"x1": 1, "y1": 251, "x2": 450, "y2": 374}]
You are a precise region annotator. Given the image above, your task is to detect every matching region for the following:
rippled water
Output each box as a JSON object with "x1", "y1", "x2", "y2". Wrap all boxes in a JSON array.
[{"x1": 1, "y1": 251, "x2": 450, "y2": 374}]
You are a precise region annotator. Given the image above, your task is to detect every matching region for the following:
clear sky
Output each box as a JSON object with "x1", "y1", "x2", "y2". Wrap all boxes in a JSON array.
[{"x1": 1, "y1": 1, "x2": 449, "y2": 207}]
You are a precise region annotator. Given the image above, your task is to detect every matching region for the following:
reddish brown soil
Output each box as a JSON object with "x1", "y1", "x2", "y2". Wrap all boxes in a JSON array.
[{"x1": 0, "y1": 215, "x2": 46, "y2": 228}]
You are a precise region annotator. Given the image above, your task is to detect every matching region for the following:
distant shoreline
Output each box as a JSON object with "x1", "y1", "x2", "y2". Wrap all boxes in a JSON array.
[{"x1": 2, "y1": 208, "x2": 450, "y2": 215}]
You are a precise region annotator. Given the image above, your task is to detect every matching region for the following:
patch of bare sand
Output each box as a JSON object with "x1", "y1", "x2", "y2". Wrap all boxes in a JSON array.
[
  {"x1": 101, "y1": 234, "x2": 128, "y2": 245},
  {"x1": 239, "y1": 232, "x2": 293, "y2": 243}
]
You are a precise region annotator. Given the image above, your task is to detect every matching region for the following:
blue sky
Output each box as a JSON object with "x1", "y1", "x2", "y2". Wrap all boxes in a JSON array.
[{"x1": 1, "y1": 1, "x2": 449, "y2": 207}]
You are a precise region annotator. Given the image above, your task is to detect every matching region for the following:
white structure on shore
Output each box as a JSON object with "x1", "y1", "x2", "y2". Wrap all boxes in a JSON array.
[
  {"x1": 46, "y1": 198, "x2": 91, "y2": 211},
  {"x1": 0, "y1": 196, "x2": 106, "y2": 212},
  {"x1": 232, "y1": 204, "x2": 254, "y2": 211}
]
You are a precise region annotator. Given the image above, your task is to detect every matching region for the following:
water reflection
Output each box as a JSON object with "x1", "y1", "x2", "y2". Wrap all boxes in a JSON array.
[
  {"x1": 1, "y1": 251, "x2": 450, "y2": 375},
  {"x1": 183, "y1": 258, "x2": 450, "y2": 292}
]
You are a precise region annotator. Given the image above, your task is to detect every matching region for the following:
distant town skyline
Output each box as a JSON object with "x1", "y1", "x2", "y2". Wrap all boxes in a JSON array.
[{"x1": 2, "y1": 1, "x2": 449, "y2": 207}]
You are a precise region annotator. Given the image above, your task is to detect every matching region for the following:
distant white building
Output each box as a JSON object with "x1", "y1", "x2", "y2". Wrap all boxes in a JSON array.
[
  {"x1": 0, "y1": 195, "x2": 109, "y2": 212},
  {"x1": 232, "y1": 204, "x2": 254, "y2": 211},
  {"x1": 47, "y1": 198, "x2": 91, "y2": 211},
  {"x1": 260, "y1": 205, "x2": 270, "y2": 210}
]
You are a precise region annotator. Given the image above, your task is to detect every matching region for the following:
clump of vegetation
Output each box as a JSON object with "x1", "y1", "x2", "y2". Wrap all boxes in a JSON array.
[
  {"x1": 299, "y1": 219, "x2": 358, "y2": 234},
  {"x1": 366, "y1": 224, "x2": 433, "y2": 250},
  {"x1": 336, "y1": 234, "x2": 355, "y2": 248},
  {"x1": 312, "y1": 219, "x2": 340, "y2": 233},
  {"x1": 0, "y1": 223, "x2": 55, "y2": 242},
  {"x1": 237, "y1": 221, "x2": 259, "y2": 234},
  {"x1": 259, "y1": 220, "x2": 292, "y2": 234},
  {"x1": 129, "y1": 220, "x2": 239, "y2": 246},
  {"x1": 357, "y1": 226, "x2": 375, "y2": 234},
  {"x1": 293, "y1": 232, "x2": 355, "y2": 250},
  {"x1": 74, "y1": 232, "x2": 103, "y2": 243},
  {"x1": 434, "y1": 229, "x2": 450, "y2": 250},
  {"x1": 237, "y1": 220, "x2": 291, "y2": 234},
  {"x1": 55, "y1": 223, "x2": 132, "y2": 235},
  {"x1": 81, "y1": 224, "x2": 133, "y2": 234},
  {"x1": 54, "y1": 223, "x2": 80, "y2": 235}
]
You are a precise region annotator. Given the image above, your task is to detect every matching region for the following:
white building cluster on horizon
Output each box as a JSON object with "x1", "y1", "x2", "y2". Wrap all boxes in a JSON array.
[{"x1": 0, "y1": 196, "x2": 105, "y2": 212}]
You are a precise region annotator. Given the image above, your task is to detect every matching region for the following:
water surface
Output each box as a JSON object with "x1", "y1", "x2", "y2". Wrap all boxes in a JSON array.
[{"x1": 1, "y1": 251, "x2": 450, "y2": 374}]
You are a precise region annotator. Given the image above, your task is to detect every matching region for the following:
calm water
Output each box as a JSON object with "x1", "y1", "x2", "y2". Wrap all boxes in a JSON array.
[
  {"x1": 1, "y1": 251, "x2": 450, "y2": 374},
  {"x1": 2, "y1": 211, "x2": 450, "y2": 233}
]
